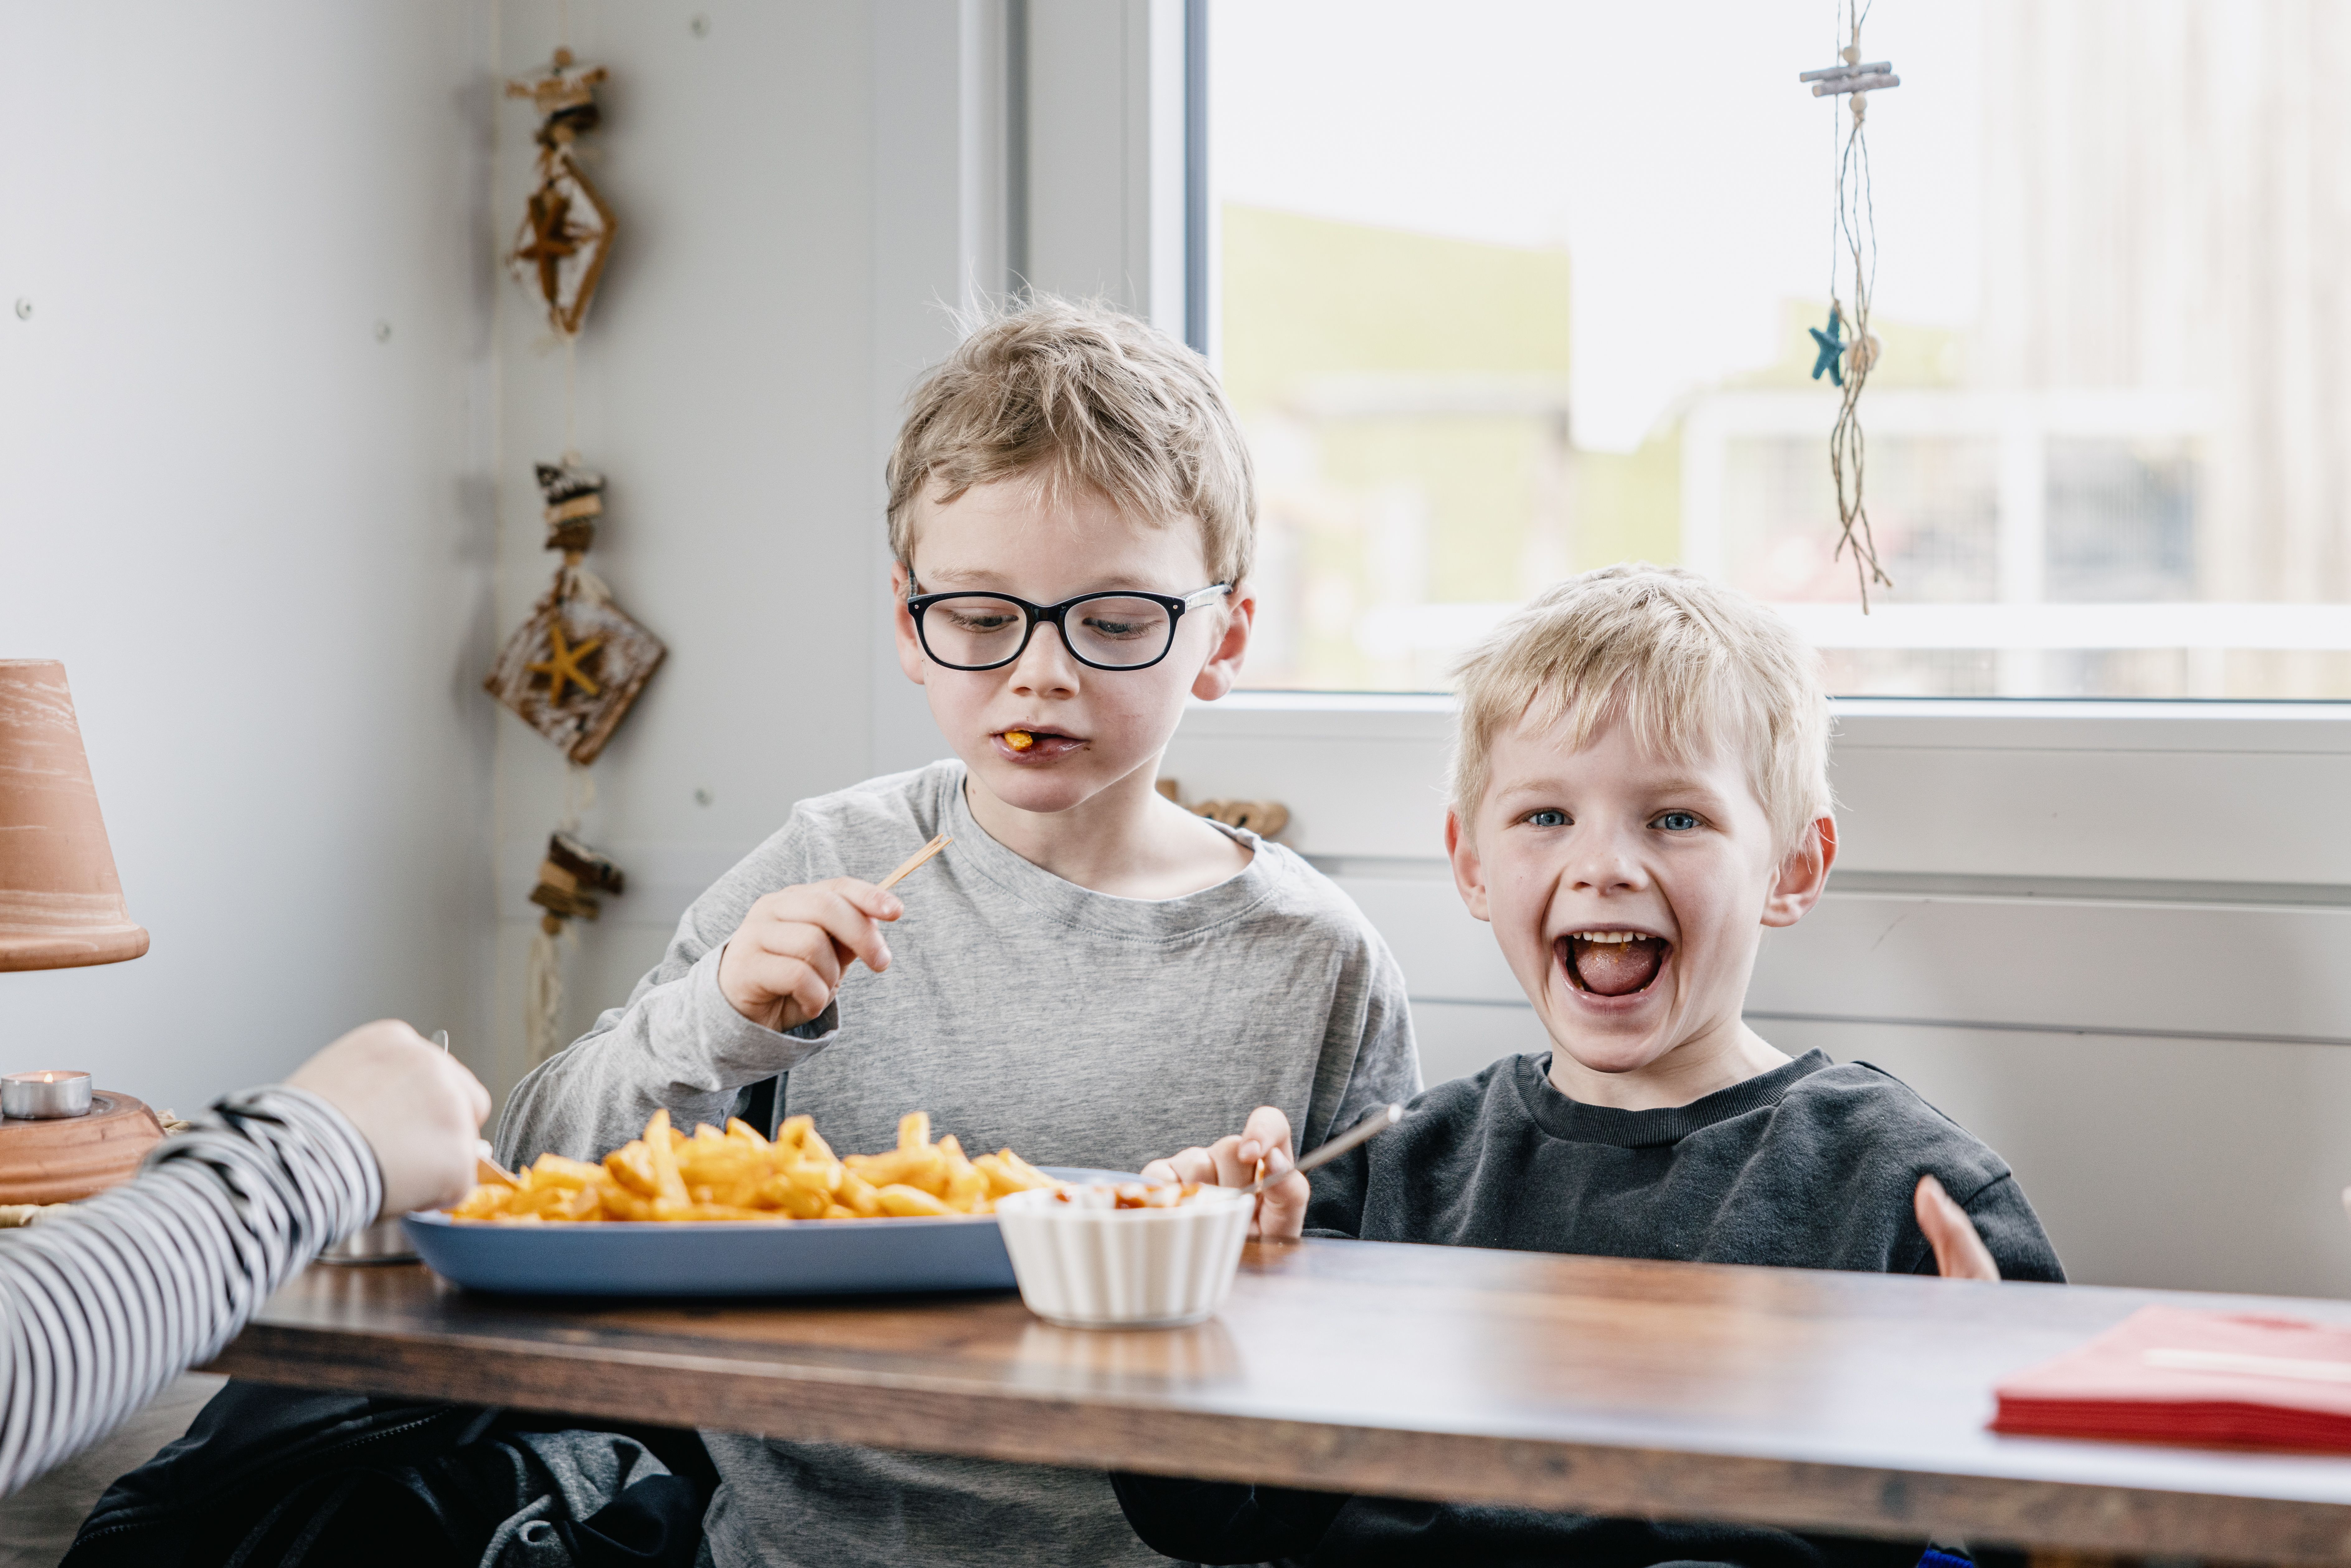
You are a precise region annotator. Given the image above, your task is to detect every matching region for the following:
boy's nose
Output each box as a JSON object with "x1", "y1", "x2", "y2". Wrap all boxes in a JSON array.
[
  {"x1": 1561, "y1": 830, "x2": 1645, "y2": 893},
  {"x1": 1008, "y1": 619, "x2": 1081, "y2": 696}
]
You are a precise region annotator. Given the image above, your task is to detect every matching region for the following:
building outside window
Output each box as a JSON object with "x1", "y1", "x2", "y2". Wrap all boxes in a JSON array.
[{"x1": 1209, "y1": 0, "x2": 2351, "y2": 699}]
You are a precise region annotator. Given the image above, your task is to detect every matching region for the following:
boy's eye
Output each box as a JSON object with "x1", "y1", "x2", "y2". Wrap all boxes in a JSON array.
[
  {"x1": 1523, "y1": 809, "x2": 1569, "y2": 828},
  {"x1": 1074, "y1": 598, "x2": 1170, "y2": 643},
  {"x1": 1079, "y1": 615, "x2": 1148, "y2": 639},
  {"x1": 946, "y1": 609, "x2": 1019, "y2": 633},
  {"x1": 1651, "y1": 810, "x2": 1702, "y2": 832}
]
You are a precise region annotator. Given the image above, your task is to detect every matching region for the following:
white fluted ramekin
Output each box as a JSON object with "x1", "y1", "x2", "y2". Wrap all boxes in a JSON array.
[{"x1": 994, "y1": 1185, "x2": 1254, "y2": 1329}]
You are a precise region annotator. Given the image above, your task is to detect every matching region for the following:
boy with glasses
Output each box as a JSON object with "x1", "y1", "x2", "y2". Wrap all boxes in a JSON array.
[{"x1": 496, "y1": 297, "x2": 1421, "y2": 1568}]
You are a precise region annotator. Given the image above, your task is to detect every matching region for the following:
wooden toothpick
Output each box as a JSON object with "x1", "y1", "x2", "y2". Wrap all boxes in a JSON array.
[{"x1": 877, "y1": 833, "x2": 952, "y2": 891}]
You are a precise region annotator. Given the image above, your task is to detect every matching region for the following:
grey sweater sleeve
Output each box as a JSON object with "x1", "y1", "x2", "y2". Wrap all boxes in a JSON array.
[
  {"x1": 496, "y1": 823, "x2": 845, "y2": 1166},
  {"x1": 0, "y1": 1087, "x2": 380, "y2": 1497},
  {"x1": 1299, "y1": 921, "x2": 1421, "y2": 1153}
]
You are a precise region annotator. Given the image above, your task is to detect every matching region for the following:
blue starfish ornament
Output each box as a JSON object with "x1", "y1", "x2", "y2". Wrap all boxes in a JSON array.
[{"x1": 1808, "y1": 308, "x2": 1846, "y2": 387}]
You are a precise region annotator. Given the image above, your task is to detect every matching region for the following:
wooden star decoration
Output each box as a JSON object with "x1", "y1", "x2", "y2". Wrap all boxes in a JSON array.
[
  {"x1": 507, "y1": 158, "x2": 614, "y2": 336},
  {"x1": 529, "y1": 621, "x2": 603, "y2": 706},
  {"x1": 504, "y1": 50, "x2": 616, "y2": 337},
  {"x1": 515, "y1": 187, "x2": 582, "y2": 304},
  {"x1": 486, "y1": 587, "x2": 666, "y2": 766}
]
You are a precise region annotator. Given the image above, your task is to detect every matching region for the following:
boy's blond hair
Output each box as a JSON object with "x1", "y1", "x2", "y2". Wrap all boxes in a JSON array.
[
  {"x1": 1449, "y1": 565, "x2": 1831, "y2": 853},
  {"x1": 886, "y1": 297, "x2": 1255, "y2": 585}
]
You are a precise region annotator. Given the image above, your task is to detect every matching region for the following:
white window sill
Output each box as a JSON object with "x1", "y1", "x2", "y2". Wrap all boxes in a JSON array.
[{"x1": 1189, "y1": 690, "x2": 2351, "y2": 752}]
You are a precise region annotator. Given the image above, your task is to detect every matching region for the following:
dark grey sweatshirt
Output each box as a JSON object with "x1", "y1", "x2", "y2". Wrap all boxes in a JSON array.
[{"x1": 1114, "y1": 1049, "x2": 2063, "y2": 1568}]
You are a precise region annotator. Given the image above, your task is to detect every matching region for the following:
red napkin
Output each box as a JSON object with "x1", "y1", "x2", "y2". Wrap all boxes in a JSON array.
[{"x1": 1994, "y1": 1305, "x2": 2351, "y2": 1451}]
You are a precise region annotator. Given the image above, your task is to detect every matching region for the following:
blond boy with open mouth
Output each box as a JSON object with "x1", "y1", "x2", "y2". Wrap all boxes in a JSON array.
[{"x1": 1127, "y1": 565, "x2": 2061, "y2": 1568}]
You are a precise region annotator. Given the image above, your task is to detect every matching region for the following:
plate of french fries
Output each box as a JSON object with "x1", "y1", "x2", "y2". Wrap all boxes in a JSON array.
[{"x1": 402, "y1": 1108, "x2": 1130, "y2": 1297}]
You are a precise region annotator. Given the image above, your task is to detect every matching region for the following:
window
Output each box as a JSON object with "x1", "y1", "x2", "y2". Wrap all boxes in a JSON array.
[{"x1": 1207, "y1": 0, "x2": 2351, "y2": 698}]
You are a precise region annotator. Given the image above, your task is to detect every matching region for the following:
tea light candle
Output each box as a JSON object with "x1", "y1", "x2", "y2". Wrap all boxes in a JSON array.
[{"x1": 3, "y1": 1070, "x2": 93, "y2": 1120}]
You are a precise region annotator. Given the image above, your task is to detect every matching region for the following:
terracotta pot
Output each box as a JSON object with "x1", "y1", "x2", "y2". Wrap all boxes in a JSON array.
[
  {"x1": 0, "y1": 660, "x2": 148, "y2": 971},
  {"x1": 0, "y1": 1091, "x2": 166, "y2": 1203}
]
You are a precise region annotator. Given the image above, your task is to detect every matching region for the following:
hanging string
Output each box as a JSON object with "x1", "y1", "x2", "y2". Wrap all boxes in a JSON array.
[
  {"x1": 560, "y1": 762, "x2": 596, "y2": 833},
  {"x1": 526, "y1": 767, "x2": 598, "y2": 1066},
  {"x1": 562, "y1": 333, "x2": 580, "y2": 461},
  {"x1": 524, "y1": 919, "x2": 574, "y2": 1066},
  {"x1": 524, "y1": 0, "x2": 592, "y2": 1072},
  {"x1": 1826, "y1": 0, "x2": 1893, "y2": 609}
]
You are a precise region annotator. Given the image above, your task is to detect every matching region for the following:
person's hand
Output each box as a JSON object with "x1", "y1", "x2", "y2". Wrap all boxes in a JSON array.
[
  {"x1": 1915, "y1": 1173, "x2": 2000, "y2": 1280},
  {"x1": 286, "y1": 1021, "x2": 491, "y2": 1219},
  {"x1": 717, "y1": 879, "x2": 903, "y2": 1032},
  {"x1": 1143, "y1": 1106, "x2": 1309, "y2": 1241}
]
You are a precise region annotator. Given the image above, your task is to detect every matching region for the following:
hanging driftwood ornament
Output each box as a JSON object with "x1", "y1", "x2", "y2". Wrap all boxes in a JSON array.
[
  {"x1": 1192, "y1": 799, "x2": 1291, "y2": 839},
  {"x1": 536, "y1": 459, "x2": 604, "y2": 553},
  {"x1": 519, "y1": 783, "x2": 624, "y2": 1065},
  {"x1": 484, "y1": 582, "x2": 665, "y2": 766},
  {"x1": 529, "y1": 830, "x2": 626, "y2": 923},
  {"x1": 506, "y1": 49, "x2": 616, "y2": 338},
  {"x1": 485, "y1": 451, "x2": 666, "y2": 764},
  {"x1": 497, "y1": 51, "x2": 641, "y2": 1064}
]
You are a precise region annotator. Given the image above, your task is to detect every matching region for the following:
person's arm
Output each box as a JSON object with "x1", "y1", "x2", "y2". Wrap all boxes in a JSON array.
[
  {"x1": 0, "y1": 1022, "x2": 484, "y2": 1498},
  {"x1": 1913, "y1": 1172, "x2": 2068, "y2": 1284},
  {"x1": 1107, "y1": 1471, "x2": 1348, "y2": 1565},
  {"x1": 494, "y1": 824, "x2": 898, "y2": 1166}
]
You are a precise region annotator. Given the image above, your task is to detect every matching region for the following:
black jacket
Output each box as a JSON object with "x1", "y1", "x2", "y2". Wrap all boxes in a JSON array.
[{"x1": 65, "y1": 1379, "x2": 713, "y2": 1568}]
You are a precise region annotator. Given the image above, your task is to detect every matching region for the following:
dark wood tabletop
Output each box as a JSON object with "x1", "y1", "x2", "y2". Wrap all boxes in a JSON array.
[{"x1": 207, "y1": 1238, "x2": 2351, "y2": 1562}]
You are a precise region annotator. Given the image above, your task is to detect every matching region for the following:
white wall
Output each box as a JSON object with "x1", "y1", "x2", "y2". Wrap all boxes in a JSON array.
[
  {"x1": 0, "y1": 0, "x2": 1110, "y2": 1119},
  {"x1": 0, "y1": 0, "x2": 1069, "y2": 1113},
  {"x1": 0, "y1": 2, "x2": 500, "y2": 1114},
  {"x1": 486, "y1": 2, "x2": 1206, "y2": 1103},
  {"x1": 488, "y1": 1, "x2": 1011, "y2": 1103}
]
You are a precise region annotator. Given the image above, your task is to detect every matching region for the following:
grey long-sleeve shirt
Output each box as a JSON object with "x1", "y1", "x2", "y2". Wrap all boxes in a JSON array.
[
  {"x1": 495, "y1": 760, "x2": 1421, "y2": 1568},
  {"x1": 0, "y1": 1087, "x2": 379, "y2": 1497}
]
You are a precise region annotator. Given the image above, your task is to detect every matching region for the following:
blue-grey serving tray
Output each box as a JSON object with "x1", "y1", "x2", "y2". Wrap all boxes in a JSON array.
[{"x1": 403, "y1": 1167, "x2": 1131, "y2": 1298}]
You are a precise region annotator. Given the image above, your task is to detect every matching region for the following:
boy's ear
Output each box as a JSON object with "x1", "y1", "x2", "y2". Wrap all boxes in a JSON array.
[
  {"x1": 1188, "y1": 579, "x2": 1256, "y2": 701},
  {"x1": 1761, "y1": 814, "x2": 1838, "y2": 928},
  {"x1": 1445, "y1": 808, "x2": 1492, "y2": 923},
  {"x1": 889, "y1": 560, "x2": 928, "y2": 687}
]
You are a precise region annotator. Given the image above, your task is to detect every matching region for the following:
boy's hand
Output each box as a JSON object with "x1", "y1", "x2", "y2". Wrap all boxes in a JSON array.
[
  {"x1": 1915, "y1": 1173, "x2": 2001, "y2": 1280},
  {"x1": 1142, "y1": 1105, "x2": 1309, "y2": 1241},
  {"x1": 717, "y1": 879, "x2": 903, "y2": 1032}
]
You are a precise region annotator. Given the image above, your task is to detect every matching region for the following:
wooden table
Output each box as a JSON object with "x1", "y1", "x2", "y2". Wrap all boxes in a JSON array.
[{"x1": 209, "y1": 1238, "x2": 2351, "y2": 1563}]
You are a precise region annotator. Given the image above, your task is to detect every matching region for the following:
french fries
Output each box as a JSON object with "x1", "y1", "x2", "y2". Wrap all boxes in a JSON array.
[{"x1": 446, "y1": 1108, "x2": 1060, "y2": 1225}]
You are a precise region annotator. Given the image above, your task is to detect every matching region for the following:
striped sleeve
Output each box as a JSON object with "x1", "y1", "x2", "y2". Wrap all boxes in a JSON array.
[{"x1": 0, "y1": 1085, "x2": 380, "y2": 1497}]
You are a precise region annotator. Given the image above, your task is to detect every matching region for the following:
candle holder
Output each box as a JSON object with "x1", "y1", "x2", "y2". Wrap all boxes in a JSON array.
[
  {"x1": 0, "y1": 664, "x2": 161, "y2": 1205},
  {"x1": 3, "y1": 1070, "x2": 93, "y2": 1120}
]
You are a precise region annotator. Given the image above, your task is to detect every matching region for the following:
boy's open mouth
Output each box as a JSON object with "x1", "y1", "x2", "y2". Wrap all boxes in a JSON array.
[
  {"x1": 995, "y1": 726, "x2": 1081, "y2": 760},
  {"x1": 1558, "y1": 930, "x2": 1669, "y2": 998}
]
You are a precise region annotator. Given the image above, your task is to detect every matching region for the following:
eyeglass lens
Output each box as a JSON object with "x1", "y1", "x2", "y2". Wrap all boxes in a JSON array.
[{"x1": 924, "y1": 595, "x2": 1175, "y2": 669}]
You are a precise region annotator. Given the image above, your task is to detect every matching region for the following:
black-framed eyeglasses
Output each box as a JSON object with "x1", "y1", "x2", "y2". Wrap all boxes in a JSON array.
[{"x1": 905, "y1": 581, "x2": 1233, "y2": 672}]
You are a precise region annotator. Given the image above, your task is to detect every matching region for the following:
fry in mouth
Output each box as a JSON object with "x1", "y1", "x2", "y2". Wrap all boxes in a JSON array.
[{"x1": 1004, "y1": 730, "x2": 1036, "y2": 751}]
